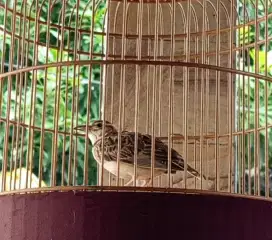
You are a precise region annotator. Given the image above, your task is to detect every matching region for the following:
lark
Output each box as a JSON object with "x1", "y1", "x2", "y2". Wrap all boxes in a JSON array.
[{"x1": 75, "y1": 120, "x2": 205, "y2": 186}]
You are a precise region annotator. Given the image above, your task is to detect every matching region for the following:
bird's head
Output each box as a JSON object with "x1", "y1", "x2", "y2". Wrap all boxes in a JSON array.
[{"x1": 74, "y1": 120, "x2": 117, "y2": 145}]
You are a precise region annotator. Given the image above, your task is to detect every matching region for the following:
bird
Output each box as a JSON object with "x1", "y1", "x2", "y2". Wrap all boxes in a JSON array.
[{"x1": 74, "y1": 120, "x2": 206, "y2": 187}]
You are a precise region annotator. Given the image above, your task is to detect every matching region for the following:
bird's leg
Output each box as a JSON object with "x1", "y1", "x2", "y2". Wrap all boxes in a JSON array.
[
  {"x1": 134, "y1": 179, "x2": 147, "y2": 187},
  {"x1": 124, "y1": 178, "x2": 134, "y2": 186},
  {"x1": 124, "y1": 179, "x2": 149, "y2": 187},
  {"x1": 171, "y1": 171, "x2": 197, "y2": 186},
  {"x1": 123, "y1": 176, "x2": 153, "y2": 187},
  {"x1": 172, "y1": 176, "x2": 183, "y2": 185},
  {"x1": 142, "y1": 178, "x2": 151, "y2": 187},
  {"x1": 125, "y1": 177, "x2": 144, "y2": 186}
]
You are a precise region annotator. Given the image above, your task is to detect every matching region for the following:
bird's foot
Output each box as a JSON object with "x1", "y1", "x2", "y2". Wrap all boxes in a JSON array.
[
  {"x1": 134, "y1": 180, "x2": 147, "y2": 187},
  {"x1": 124, "y1": 178, "x2": 134, "y2": 186},
  {"x1": 125, "y1": 179, "x2": 152, "y2": 187},
  {"x1": 125, "y1": 179, "x2": 147, "y2": 187},
  {"x1": 141, "y1": 179, "x2": 151, "y2": 187}
]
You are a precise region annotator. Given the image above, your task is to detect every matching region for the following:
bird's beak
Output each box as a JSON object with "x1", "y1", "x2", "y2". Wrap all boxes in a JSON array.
[{"x1": 74, "y1": 125, "x2": 90, "y2": 132}]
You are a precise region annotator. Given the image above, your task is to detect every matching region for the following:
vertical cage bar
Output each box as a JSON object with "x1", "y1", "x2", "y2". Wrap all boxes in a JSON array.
[
  {"x1": 146, "y1": 5, "x2": 151, "y2": 134},
  {"x1": 264, "y1": 0, "x2": 269, "y2": 198},
  {"x1": 228, "y1": 0, "x2": 234, "y2": 193},
  {"x1": 133, "y1": 0, "x2": 143, "y2": 187},
  {"x1": 200, "y1": 0, "x2": 207, "y2": 190},
  {"x1": 25, "y1": 0, "x2": 40, "y2": 189},
  {"x1": 254, "y1": 0, "x2": 259, "y2": 195},
  {"x1": 150, "y1": 0, "x2": 160, "y2": 188},
  {"x1": 100, "y1": 0, "x2": 112, "y2": 187},
  {"x1": 68, "y1": 0, "x2": 80, "y2": 186},
  {"x1": 8, "y1": 0, "x2": 18, "y2": 191},
  {"x1": 183, "y1": 0, "x2": 191, "y2": 188},
  {"x1": 0, "y1": 0, "x2": 9, "y2": 192},
  {"x1": 83, "y1": 0, "x2": 96, "y2": 186},
  {"x1": 116, "y1": 0, "x2": 128, "y2": 187},
  {"x1": 215, "y1": 0, "x2": 221, "y2": 191},
  {"x1": 167, "y1": 0, "x2": 175, "y2": 188}
]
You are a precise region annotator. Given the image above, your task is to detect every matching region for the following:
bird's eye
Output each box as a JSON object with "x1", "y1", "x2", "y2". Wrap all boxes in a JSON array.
[{"x1": 97, "y1": 123, "x2": 102, "y2": 128}]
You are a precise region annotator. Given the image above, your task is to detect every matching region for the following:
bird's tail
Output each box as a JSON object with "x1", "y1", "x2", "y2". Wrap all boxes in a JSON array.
[{"x1": 176, "y1": 157, "x2": 207, "y2": 180}]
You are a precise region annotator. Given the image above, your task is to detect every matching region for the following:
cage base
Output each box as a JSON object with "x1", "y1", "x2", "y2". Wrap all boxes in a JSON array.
[{"x1": 0, "y1": 190, "x2": 271, "y2": 239}]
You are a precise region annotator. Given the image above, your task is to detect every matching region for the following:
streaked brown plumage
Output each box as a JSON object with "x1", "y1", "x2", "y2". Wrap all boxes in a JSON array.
[{"x1": 75, "y1": 120, "x2": 205, "y2": 186}]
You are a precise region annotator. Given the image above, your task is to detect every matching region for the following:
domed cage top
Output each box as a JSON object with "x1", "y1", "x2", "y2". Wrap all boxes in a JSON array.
[{"x1": 0, "y1": 0, "x2": 271, "y2": 200}]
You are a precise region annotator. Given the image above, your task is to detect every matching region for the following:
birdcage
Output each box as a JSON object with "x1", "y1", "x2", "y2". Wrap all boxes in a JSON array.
[{"x1": 0, "y1": 0, "x2": 272, "y2": 239}]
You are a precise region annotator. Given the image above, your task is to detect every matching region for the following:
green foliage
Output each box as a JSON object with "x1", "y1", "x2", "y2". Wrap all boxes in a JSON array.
[
  {"x1": 237, "y1": 0, "x2": 272, "y2": 195},
  {"x1": 0, "y1": 0, "x2": 106, "y2": 186}
]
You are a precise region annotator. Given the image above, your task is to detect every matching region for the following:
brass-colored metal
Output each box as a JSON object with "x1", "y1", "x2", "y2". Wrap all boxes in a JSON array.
[
  {"x1": 264, "y1": 0, "x2": 269, "y2": 198},
  {"x1": 0, "y1": 0, "x2": 271, "y2": 201}
]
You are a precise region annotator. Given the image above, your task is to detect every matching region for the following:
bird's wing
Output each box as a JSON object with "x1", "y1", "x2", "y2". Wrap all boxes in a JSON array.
[
  {"x1": 102, "y1": 131, "x2": 184, "y2": 172},
  {"x1": 139, "y1": 134, "x2": 203, "y2": 178},
  {"x1": 99, "y1": 131, "x2": 202, "y2": 179},
  {"x1": 137, "y1": 133, "x2": 186, "y2": 172}
]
